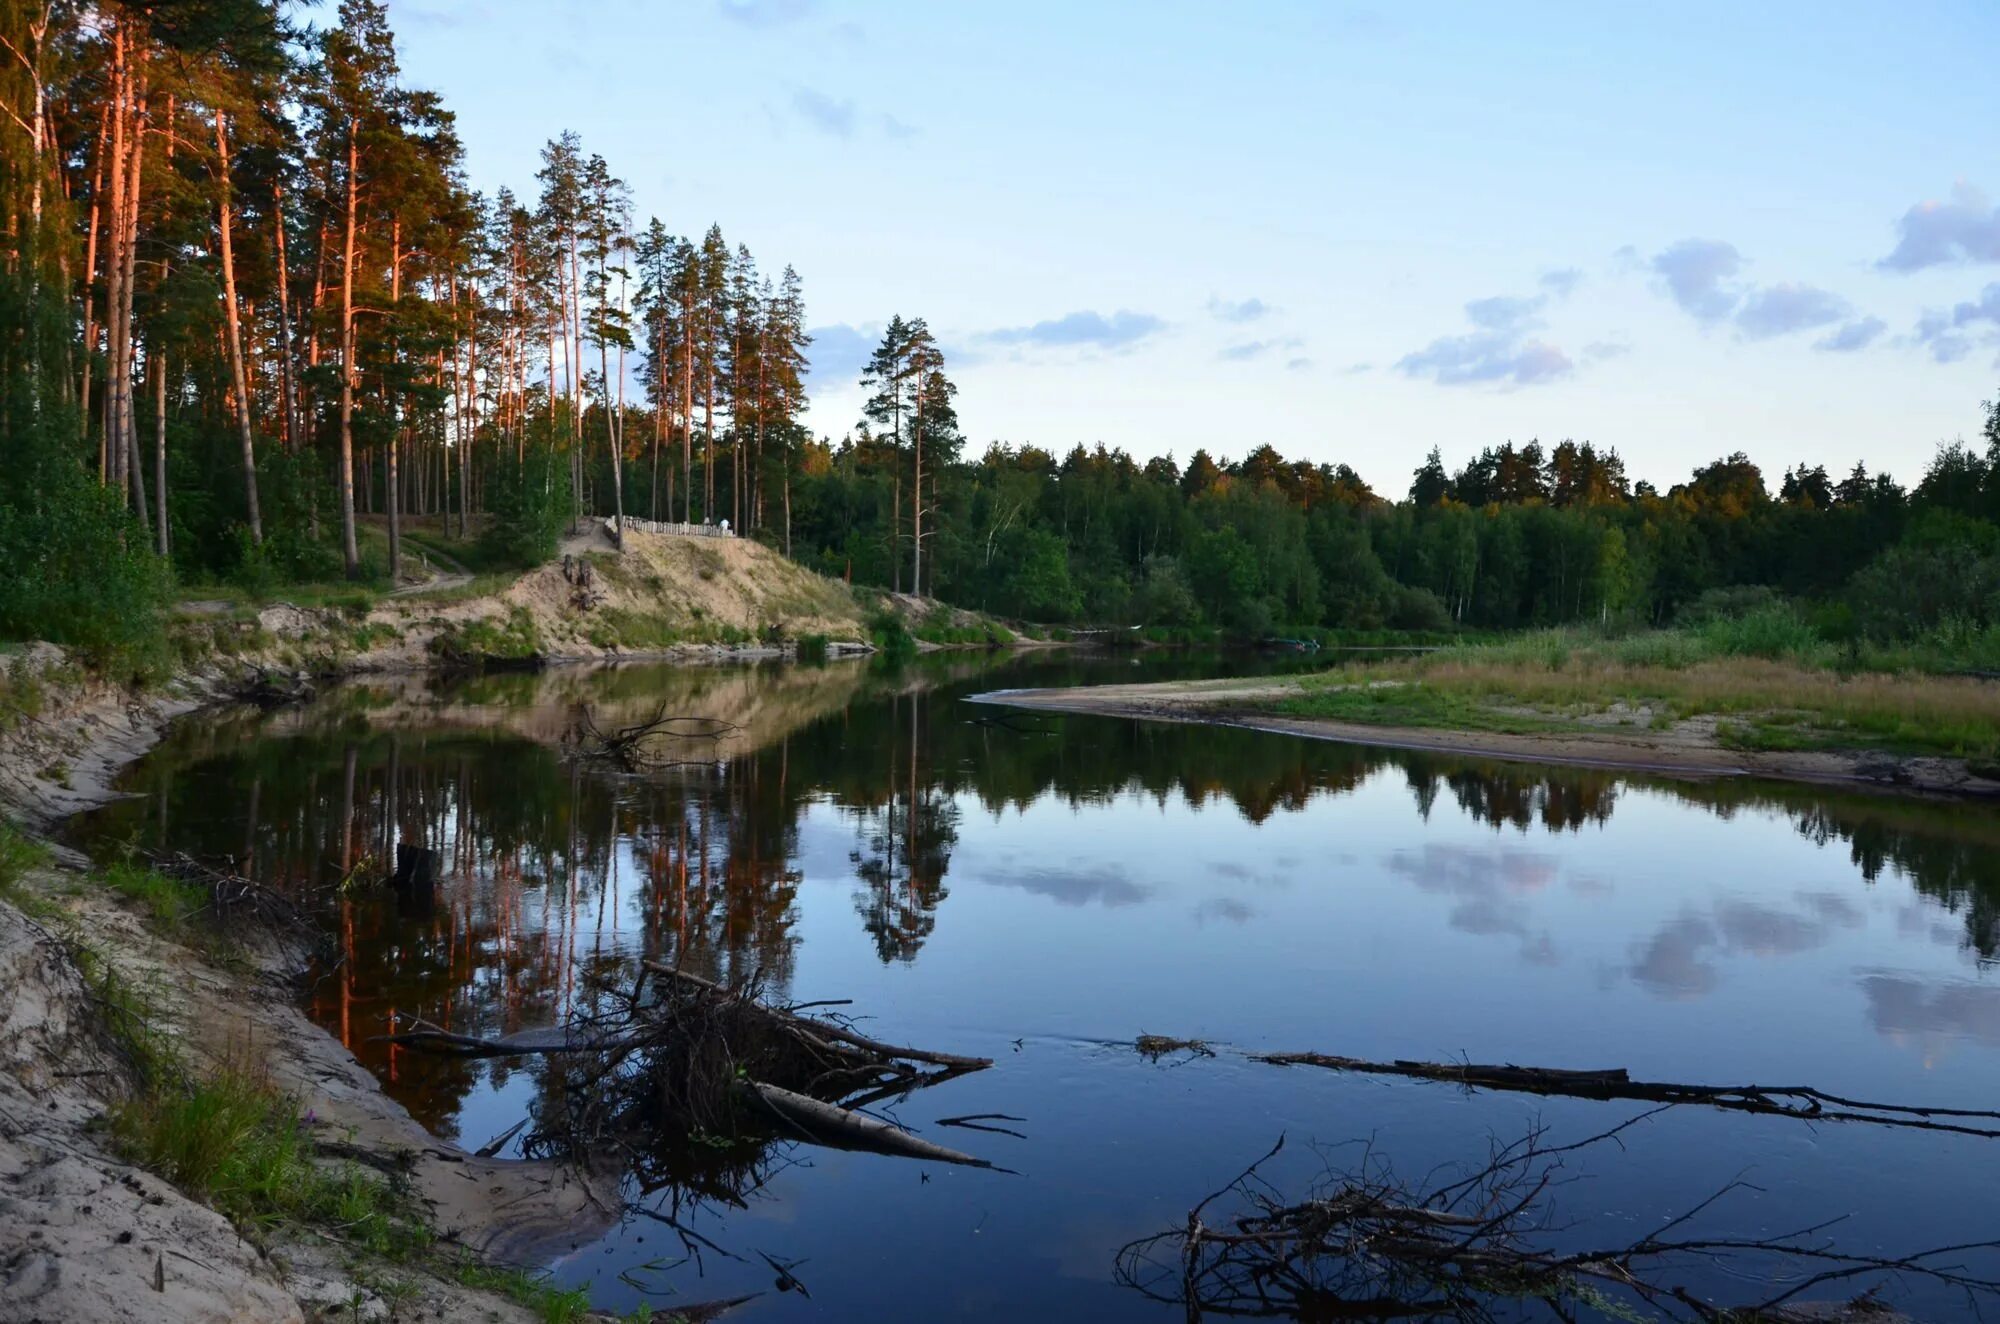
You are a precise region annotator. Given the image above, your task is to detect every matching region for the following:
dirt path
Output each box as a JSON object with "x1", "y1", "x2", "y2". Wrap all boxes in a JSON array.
[
  {"x1": 387, "y1": 540, "x2": 473, "y2": 598},
  {"x1": 979, "y1": 676, "x2": 2000, "y2": 797}
]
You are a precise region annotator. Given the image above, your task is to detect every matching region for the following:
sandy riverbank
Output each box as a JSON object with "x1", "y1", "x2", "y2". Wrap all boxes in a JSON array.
[{"x1": 980, "y1": 676, "x2": 2000, "y2": 798}]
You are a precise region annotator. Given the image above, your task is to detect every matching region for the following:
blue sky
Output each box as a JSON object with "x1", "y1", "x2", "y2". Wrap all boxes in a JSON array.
[{"x1": 375, "y1": 0, "x2": 2000, "y2": 495}]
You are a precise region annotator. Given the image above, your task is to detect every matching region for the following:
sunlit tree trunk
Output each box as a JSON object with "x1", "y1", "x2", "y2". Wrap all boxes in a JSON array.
[
  {"x1": 338, "y1": 129, "x2": 362, "y2": 579},
  {"x1": 215, "y1": 109, "x2": 263, "y2": 543}
]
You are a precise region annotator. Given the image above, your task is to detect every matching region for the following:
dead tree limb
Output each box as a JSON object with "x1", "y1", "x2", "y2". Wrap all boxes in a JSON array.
[
  {"x1": 1254, "y1": 1051, "x2": 2000, "y2": 1139},
  {"x1": 1118, "y1": 1114, "x2": 2000, "y2": 1321}
]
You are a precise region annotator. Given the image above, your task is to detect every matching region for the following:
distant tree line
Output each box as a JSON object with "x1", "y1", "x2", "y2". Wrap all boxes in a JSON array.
[{"x1": 784, "y1": 403, "x2": 2000, "y2": 643}]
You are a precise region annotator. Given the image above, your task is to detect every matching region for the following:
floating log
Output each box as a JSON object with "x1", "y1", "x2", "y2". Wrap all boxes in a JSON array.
[
  {"x1": 738, "y1": 1080, "x2": 996, "y2": 1168},
  {"x1": 1253, "y1": 1051, "x2": 2000, "y2": 1138}
]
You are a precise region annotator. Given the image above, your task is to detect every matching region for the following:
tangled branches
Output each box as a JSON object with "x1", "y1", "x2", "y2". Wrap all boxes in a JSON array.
[
  {"x1": 564, "y1": 704, "x2": 741, "y2": 772},
  {"x1": 386, "y1": 961, "x2": 996, "y2": 1205},
  {"x1": 1116, "y1": 1110, "x2": 2000, "y2": 1321}
]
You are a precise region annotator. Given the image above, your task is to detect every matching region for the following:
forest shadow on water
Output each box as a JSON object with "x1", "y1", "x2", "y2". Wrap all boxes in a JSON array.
[{"x1": 72, "y1": 652, "x2": 2000, "y2": 1321}]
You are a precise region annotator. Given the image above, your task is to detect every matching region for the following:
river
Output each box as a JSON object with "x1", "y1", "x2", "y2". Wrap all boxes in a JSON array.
[{"x1": 72, "y1": 651, "x2": 2000, "y2": 1320}]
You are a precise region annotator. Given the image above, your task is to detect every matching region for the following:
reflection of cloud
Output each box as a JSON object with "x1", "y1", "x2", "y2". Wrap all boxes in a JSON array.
[
  {"x1": 1387, "y1": 845, "x2": 1558, "y2": 895},
  {"x1": 982, "y1": 863, "x2": 1152, "y2": 908},
  {"x1": 1194, "y1": 897, "x2": 1254, "y2": 925},
  {"x1": 1630, "y1": 912, "x2": 1720, "y2": 999},
  {"x1": 1713, "y1": 900, "x2": 1824, "y2": 956},
  {"x1": 1384, "y1": 846, "x2": 1560, "y2": 965},
  {"x1": 1626, "y1": 891, "x2": 1864, "y2": 999},
  {"x1": 1861, "y1": 973, "x2": 2000, "y2": 1048}
]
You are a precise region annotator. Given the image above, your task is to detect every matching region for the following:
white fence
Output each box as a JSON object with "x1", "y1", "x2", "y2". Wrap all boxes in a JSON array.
[{"x1": 606, "y1": 518, "x2": 735, "y2": 539}]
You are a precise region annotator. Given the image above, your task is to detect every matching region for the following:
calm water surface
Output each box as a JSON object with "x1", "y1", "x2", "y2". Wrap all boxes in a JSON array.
[{"x1": 74, "y1": 652, "x2": 2000, "y2": 1320}]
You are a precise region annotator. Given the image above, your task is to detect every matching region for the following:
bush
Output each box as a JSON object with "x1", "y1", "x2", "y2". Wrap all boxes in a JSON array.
[
  {"x1": 1695, "y1": 604, "x2": 1827, "y2": 663},
  {"x1": 1387, "y1": 584, "x2": 1453, "y2": 632},
  {"x1": 1848, "y1": 540, "x2": 2000, "y2": 641},
  {"x1": 868, "y1": 610, "x2": 916, "y2": 660},
  {"x1": 0, "y1": 424, "x2": 169, "y2": 668}
]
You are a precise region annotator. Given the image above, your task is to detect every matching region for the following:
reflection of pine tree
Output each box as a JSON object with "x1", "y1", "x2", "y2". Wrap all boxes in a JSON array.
[
  {"x1": 850, "y1": 696, "x2": 959, "y2": 963},
  {"x1": 1444, "y1": 767, "x2": 1617, "y2": 832}
]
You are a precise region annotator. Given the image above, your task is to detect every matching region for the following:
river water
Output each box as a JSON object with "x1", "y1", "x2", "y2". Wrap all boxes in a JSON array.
[{"x1": 73, "y1": 652, "x2": 2000, "y2": 1320}]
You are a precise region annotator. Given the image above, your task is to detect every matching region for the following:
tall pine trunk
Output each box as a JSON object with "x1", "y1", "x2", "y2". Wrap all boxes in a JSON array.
[
  {"x1": 338, "y1": 129, "x2": 361, "y2": 579},
  {"x1": 216, "y1": 109, "x2": 263, "y2": 543}
]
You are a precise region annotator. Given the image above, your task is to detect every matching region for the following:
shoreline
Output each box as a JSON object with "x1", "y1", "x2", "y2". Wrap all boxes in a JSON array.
[
  {"x1": 0, "y1": 543, "x2": 1054, "y2": 1322},
  {"x1": 978, "y1": 678, "x2": 2000, "y2": 799}
]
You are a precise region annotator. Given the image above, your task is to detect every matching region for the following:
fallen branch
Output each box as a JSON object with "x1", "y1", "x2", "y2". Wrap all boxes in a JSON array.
[
  {"x1": 1254, "y1": 1051, "x2": 2000, "y2": 1139},
  {"x1": 1118, "y1": 1113, "x2": 2000, "y2": 1321},
  {"x1": 739, "y1": 1081, "x2": 998, "y2": 1169}
]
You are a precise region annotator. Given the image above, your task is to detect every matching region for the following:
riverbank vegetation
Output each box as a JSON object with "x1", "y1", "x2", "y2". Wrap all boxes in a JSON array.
[{"x1": 1268, "y1": 589, "x2": 2000, "y2": 764}]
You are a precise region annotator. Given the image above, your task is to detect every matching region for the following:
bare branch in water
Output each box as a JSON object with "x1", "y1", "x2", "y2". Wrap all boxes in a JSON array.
[{"x1": 1117, "y1": 1112, "x2": 2000, "y2": 1321}]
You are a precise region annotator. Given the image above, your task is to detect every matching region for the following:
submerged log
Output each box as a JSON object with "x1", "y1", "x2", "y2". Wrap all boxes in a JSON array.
[
  {"x1": 1254, "y1": 1051, "x2": 2000, "y2": 1138},
  {"x1": 376, "y1": 1022, "x2": 637, "y2": 1057},
  {"x1": 738, "y1": 1080, "x2": 997, "y2": 1168}
]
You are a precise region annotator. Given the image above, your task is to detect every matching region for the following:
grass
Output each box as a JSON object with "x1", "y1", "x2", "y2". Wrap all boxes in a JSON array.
[
  {"x1": 101, "y1": 859, "x2": 209, "y2": 927},
  {"x1": 112, "y1": 1066, "x2": 407, "y2": 1240},
  {"x1": 1275, "y1": 681, "x2": 1556, "y2": 735},
  {"x1": 0, "y1": 819, "x2": 50, "y2": 896},
  {"x1": 585, "y1": 608, "x2": 757, "y2": 652},
  {"x1": 429, "y1": 606, "x2": 544, "y2": 666},
  {"x1": 1273, "y1": 620, "x2": 2000, "y2": 762}
]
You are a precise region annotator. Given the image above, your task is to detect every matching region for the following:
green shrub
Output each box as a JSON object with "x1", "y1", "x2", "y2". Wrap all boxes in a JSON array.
[
  {"x1": 1695, "y1": 604, "x2": 1828, "y2": 663},
  {"x1": 868, "y1": 610, "x2": 916, "y2": 660}
]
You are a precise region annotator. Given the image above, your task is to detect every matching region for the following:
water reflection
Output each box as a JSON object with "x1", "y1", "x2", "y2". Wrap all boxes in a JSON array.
[{"x1": 72, "y1": 653, "x2": 2000, "y2": 1204}]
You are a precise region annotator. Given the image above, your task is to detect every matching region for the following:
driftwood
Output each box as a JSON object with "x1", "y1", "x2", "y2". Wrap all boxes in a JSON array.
[
  {"x1": 1253, "y1": 1052, "x2": 2000, "y2": 1139},
  {"x1": 739, "y1": 1080, "x2": 996, "y2": 1169},
  {"x1": 1118, "y1": 1114, "x2": 2000, "y2": 1322},
  {"x1": 383, "y1": 961, "x2": 996, "y2": 1179},
  {"x1": 643, "y1": 961, "x2": 994, "y2": 1070}
]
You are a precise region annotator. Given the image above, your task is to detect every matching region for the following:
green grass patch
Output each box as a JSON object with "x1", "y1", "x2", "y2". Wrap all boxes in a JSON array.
[
  {"x1": 101, "y1": 859, "x2": 209, "y2": 927},
  {"x1": 1274, "y1": 682, "x2": 1554, "y2": 735},
  {"x1": 429, "y1": 607, "x2": 543, "y2": 666},
  {"x1": 111, "y1": 1065, "x2": 417, "y2": 1252}
]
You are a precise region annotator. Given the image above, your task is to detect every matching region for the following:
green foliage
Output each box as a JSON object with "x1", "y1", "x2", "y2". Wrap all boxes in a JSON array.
[
  {"x1": 430, "y1": 607, "x2": 543, "y2": 666},
  {"x1": 0, "y1": 413, "x2": 169, "y2": 668},
  {"x1": 0, "y1": 820, "x2": 51, "y2": 896},
  {"x1": 480, "y1": 443, "x2": 574, "y2": 570},
  {"x1": 868, "y1": 610, "x2": 917, "y2": 660},
  {"x1": 795, "y1": 632, "x2": 829, "y2": 663},
  {"x1": 1849, "y1": 538, "x2": 2000, "y2": 642}
]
